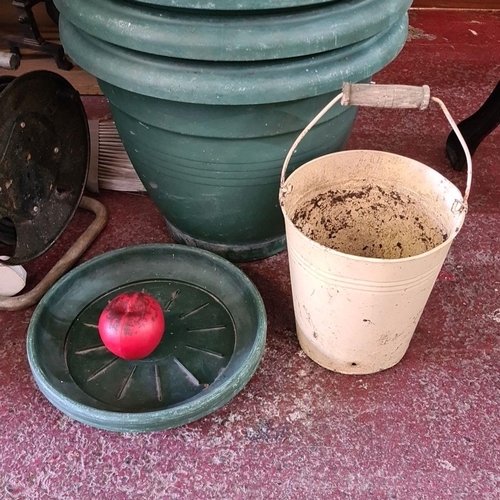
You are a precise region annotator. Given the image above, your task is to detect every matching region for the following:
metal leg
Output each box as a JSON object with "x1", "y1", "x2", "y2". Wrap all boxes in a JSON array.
[
  {"x1": 0, "y1": 197, "x2": 107, "y2": 311},
  {"x1": 446, "y1": 80, "x2": 500, "y2": 171},
  {"x1": 6, "y1": 0, "x2": 73, "y2": 71}
]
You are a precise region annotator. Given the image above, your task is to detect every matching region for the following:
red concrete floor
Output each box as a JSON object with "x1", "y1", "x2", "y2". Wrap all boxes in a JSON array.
[{"x1": 1, "y1": 9, "x2": 500, "y2": 499}]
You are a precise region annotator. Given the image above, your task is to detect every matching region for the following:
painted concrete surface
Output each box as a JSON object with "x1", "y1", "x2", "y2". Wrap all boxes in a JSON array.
[{"x1": 1, "y1": 9, "x2": 499, "y2": 499}]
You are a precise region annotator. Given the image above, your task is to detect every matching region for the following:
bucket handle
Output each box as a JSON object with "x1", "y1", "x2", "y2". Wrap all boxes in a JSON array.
[{"x1": 280, "y1": 83, "x2": 472, "y2": 214}]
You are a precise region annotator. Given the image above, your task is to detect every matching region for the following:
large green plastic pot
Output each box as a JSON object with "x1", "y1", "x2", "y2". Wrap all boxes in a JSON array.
[
  {"x1": 103, "y1": 88, "x2": 359, "y2": 260},
  {"x1": 54, "y1": 0, "x2": 411, "y2": 61},
  {"x1": 59, "y1": 16, "x2": 408, "y2": 261}
]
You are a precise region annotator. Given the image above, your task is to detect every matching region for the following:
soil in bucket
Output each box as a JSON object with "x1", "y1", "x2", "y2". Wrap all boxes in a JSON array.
[{"x1": 291, "y1": 184, "x2": 448, "y2": 259}]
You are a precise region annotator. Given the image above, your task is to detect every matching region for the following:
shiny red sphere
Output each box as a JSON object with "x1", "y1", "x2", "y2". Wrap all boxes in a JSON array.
[{"x1": 98, "y1": 292, "x2": 165, "y2": 360}]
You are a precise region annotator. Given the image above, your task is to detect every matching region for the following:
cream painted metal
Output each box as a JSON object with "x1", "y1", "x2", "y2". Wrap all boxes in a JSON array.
[{"x1": 280, "y1": 84, "x2": 471, "y2": 374}]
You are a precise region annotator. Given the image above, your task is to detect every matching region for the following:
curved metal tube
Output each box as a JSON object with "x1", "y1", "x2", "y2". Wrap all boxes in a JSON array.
[{"x1": 0, "y1": 196, "x2": 107, "y2": 311}]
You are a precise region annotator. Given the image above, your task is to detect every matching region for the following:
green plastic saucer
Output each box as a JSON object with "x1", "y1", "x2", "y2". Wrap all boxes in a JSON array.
[{"x1": 27, "y1": 244, "x2": 266, "y2": 432}]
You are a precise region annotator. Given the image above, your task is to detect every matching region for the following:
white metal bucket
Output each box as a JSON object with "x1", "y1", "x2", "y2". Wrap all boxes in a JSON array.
[{"x1": 280, "y1": 84, "x2": 472, "y2": 375}]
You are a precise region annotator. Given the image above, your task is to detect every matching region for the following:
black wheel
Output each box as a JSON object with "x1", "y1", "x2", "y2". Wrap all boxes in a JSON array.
[{"x1": 0, "y1": 76, "x2": 16, "y2": 94}]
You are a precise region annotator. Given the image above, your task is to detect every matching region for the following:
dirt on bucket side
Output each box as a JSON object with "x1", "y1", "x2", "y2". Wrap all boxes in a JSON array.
[{"x1": 292, "y1": 185, "x2": 448, "y2": 259}]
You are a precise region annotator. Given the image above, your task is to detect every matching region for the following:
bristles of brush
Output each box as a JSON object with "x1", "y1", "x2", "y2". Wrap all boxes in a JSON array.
[{"x1": 97, "y1": 121, "x2": 146, "y2": 192}]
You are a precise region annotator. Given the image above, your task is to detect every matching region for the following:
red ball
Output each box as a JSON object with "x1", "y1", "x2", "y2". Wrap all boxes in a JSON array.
[{"x1": 98, "y1": 291, "x2": 165, "y2": 360}]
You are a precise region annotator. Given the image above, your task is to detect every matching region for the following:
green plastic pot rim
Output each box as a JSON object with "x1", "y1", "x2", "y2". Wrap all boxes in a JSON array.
[
  {"x1": 100, "y1": 83, "x2": 357, "y2": 140},
  {"x1": 121, "y1": 0, "x2": 340, "y2": 10},
  {"x1": 26, "y1": 244, "x2": 267, "y2": 432},
  {"x1": 59, "y1": 14, "x2": 409, "y2": 105},
  {"x1": 54, "y1": 0, "x2": 411, "y2": 62}
]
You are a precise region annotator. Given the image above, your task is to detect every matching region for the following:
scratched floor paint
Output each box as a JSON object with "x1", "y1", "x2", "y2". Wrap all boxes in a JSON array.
[{"x1": 1, "y1": 9, "x2": 499, "y2": 500}]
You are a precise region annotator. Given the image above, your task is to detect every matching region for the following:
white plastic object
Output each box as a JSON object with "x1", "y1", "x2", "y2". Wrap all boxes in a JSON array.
[
  {"x1": 0, "y1": 52, "x2": 20, "y2": 70},
  {"x1": 279, "y1": 85, "x2": 471, "y2": 375},
  {"x1": 0, "y1": 257, "x2": 27, "y2": 297}
]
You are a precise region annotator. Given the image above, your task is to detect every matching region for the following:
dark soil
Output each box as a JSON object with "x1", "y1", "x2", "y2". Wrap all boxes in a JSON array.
[{"x1": 292, "y1": 185, "x2": 448, "y2": 259}]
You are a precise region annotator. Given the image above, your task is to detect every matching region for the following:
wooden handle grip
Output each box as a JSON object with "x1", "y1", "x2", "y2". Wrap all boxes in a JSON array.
[{"x1": 341, "y1": 83, "x2": 431, "y2": 110}]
